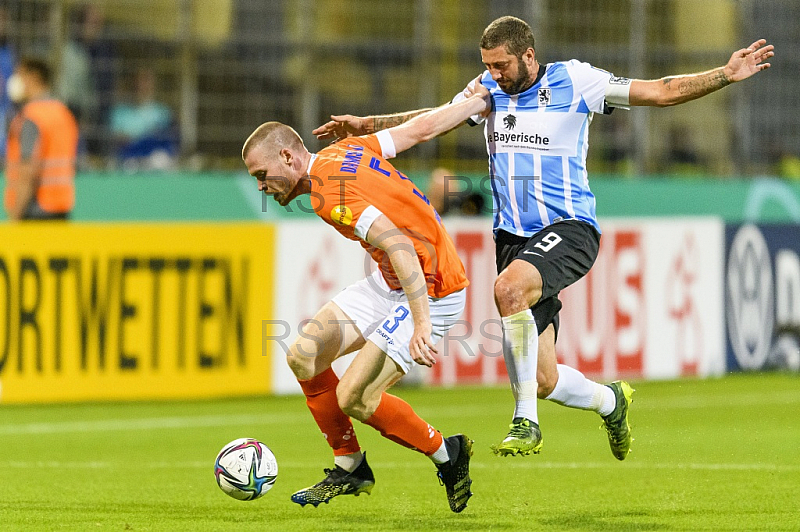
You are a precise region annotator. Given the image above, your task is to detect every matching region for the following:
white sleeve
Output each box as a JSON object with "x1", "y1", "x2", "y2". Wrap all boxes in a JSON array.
[
  {"x1": 565, "y1": 60, "x2": 616, "y2": 113},
  {"x1": 451, "y1": 78, "x2": 486, "y2": 126},
  {"x1": 375, "y1": 130, "x2": 397, "y2": 159},
  {"x1": 605, "y1": 76, "x2": 632, "y2": 109},
  {"x1": 354, "y1": 205, "x2": 384, "y2": 240}
]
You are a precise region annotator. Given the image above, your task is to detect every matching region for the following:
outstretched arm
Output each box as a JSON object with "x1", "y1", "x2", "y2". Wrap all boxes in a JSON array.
[
  {"x1": 312, "y1": 109, "x2": 433, "y2": 140},
  {"x1": 313, "y1": 75, "x2": 488, "y2": 140},
  {"x1": 628, "y1": 39, "x2": 774, "y2": 107},
  {"x1": 387, "y1": 87, "x2": 490, "y2": 155}
]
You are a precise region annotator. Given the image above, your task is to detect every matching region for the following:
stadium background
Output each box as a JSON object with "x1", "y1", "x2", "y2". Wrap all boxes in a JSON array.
[
  {"x1": 3, "y1": 0, "x2": 799, "y2": 176},
  {"x1": 1, "y1": 2, "x2": 799, "y2": 530},
  {"x1": 0, "y1": 1, "x2": 798, "y2": 399}
]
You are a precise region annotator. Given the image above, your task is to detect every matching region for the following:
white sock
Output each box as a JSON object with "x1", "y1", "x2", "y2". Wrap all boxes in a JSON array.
[
  {"x1": 501, "y1": 309, "x2": 539, "y2": 424},
  {"x1": 334, "y1": 451, "x2": 363, "y2": 472},
  {"x1": 545, "y1": 364, "x2": 616, "y2": 416},
  {"x1": 429, "y1": 439, "x2": 449, "y2": 464}
]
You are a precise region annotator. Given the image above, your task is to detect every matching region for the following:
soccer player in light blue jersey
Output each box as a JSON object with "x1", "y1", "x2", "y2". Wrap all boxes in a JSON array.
[{"x1": 313, "y1": 16, "x2": 774, "y2": 461}]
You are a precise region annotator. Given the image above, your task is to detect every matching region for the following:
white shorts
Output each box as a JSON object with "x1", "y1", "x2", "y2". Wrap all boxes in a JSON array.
[{"x1": 332, "y1": 270, "x2": 466, "y2": 374}]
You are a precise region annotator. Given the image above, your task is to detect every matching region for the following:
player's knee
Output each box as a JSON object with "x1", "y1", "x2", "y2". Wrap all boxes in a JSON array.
[
  {"x1": 493, "y1": 275, "x2": 515, "y2": 313},
  {"x1": 286, "y1": 340, "x2": 318, "y2": 380},
  {"x1": 494, "y1": 274, "x2": 541, "y2": 316}
]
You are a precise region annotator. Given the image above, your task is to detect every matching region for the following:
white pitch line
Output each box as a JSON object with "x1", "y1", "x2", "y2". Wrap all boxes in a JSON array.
[
  {"x1": 2, "y1": 389, "x2": 798, "y2": 436},
  {"x1": 0, "y1": 412, "x2": 298, "y2": 435},
  {"x1": 2, "y1": 460, "x2": 799, "y2": 474}
]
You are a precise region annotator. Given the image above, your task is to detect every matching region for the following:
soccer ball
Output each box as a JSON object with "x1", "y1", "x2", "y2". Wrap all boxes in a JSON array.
[{"x1": 214, "y1": 438, "x2": 278, "y2": 500}]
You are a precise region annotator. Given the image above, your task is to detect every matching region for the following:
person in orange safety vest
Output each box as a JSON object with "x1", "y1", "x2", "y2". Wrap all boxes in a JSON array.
[{"x1": 5, "y1": 57, "x2": 78, "y2": 220}]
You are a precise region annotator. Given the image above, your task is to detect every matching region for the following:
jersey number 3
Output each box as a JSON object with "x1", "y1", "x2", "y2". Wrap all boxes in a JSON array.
[{"x1": 383, "y1": 306, "x2": 409, "y2": 333}]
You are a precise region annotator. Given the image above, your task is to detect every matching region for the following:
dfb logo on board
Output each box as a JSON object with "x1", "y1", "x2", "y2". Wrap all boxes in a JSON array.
[
  {"x1": 726, "y1": 225, "x2": 773, "y2": 370},
  {"x1": 725, "y1": 224, "x2": 800, "y2": 371}
]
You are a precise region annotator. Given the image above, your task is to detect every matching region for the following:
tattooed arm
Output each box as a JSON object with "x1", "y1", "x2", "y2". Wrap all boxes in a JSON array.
[
  {"x1": 388, "y1": 89, "x2": 490, "y2": 154},
  {"x1": 313, "y1": 75, "x2": 488, "y2": 140},
  {"x1": 371, "y1": 109, "x2": 433, "y2": 132},
  {"x1": 312, "y1": 109, "x2": 433, "y2": 140},
  {"x1": 628, "y1": 39, "x2": 774, "y2": 107}
]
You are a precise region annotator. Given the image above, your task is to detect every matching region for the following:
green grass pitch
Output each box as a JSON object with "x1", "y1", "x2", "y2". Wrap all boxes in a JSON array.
[{"x1": 1, "y1": 373, "x2": 799, "y2": 531}]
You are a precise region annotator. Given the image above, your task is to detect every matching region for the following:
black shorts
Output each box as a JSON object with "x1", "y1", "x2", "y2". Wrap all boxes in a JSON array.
[{"x1": 495, "y1": 220, "x2": 601, "y2": 337}]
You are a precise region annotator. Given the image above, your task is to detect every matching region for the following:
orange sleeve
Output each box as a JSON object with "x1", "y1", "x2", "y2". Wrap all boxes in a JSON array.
[
  {"x1": 338, "y1": 132, "x2": 395, "y2": 159},
  {"x1": 314, "y1": 171, "x2": 378, "y2": 240}
]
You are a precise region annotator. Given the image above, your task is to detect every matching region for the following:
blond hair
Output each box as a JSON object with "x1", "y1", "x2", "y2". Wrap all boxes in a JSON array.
[{"x1": 242, "y1": 121, "x2": 305, "y2": 160}]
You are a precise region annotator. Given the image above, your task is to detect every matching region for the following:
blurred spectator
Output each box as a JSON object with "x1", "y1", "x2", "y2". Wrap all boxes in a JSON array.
[
  {"x1": 57, "y1": 4, "x2": 115, "y2": 159},
  {"x1": 664, "y1": 124, "x2": 704, "y2": 175},
  {"x1": 4, "y1": 58, "x2": 78, "y2": 221},
  {"x1": 109, "y1": 67, "x2": 177, "y2": 171},
  {"x1": 427, "y1": 167, "x2": 485, "y2": 216},
  {"x1": 57, "y1": 7, "x2": 92, "y2": 121},
  {"x1": 0, "y1": 6, "x2": 16, "y2": 161}
]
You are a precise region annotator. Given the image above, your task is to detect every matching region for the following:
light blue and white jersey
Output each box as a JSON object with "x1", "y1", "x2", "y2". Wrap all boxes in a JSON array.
[{"x1": 459, "y1": 60, "x2": 630, "y2": 237}]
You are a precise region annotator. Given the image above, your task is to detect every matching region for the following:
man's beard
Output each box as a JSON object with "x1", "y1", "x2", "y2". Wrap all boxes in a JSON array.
[{"x1": 502, "y1": 58, "x2": 533, "y2": 95}]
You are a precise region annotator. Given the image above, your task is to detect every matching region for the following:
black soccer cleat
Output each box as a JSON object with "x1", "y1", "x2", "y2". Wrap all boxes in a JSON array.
[
  {"x1": 435, "y1": 434, "x2": 474, "y2": 513},
  {"x1": 291, "y1": 453, "x2": 375, "y2": 507}
]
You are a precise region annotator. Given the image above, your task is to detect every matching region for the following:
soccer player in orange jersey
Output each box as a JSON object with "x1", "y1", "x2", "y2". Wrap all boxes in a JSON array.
[{"x1": 242, "y1": 90, "x2": 490, "y2": 512}]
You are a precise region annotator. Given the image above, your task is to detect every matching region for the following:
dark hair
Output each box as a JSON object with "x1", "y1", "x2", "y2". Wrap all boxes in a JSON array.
[
  {"x1": 479, "y1": 16, "x2": 535, "y2": 58},
  {"x1": 19, "y1": 57, "x2": 52, "y2": 86}
]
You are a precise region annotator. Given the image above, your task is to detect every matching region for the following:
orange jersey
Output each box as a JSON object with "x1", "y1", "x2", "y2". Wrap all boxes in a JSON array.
[
  {"x1": 308, "y1": 131, "x2": 468, "y2": 298},
  {"x1": 5, "y1": 99, "x2": 78, "y2": 214}
]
